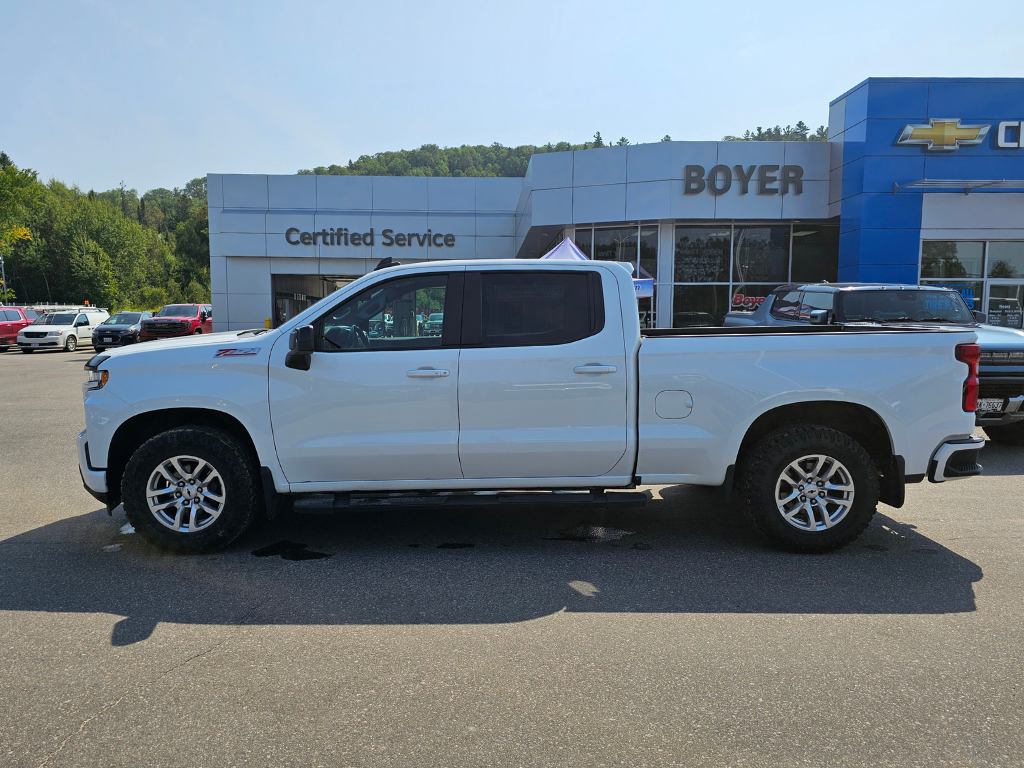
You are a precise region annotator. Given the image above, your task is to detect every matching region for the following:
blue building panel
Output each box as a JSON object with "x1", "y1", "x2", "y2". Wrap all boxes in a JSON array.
[
  {"x1": 927, "y1": 80, "x2": 1024, "y2": 120},
  {"x1": 842, "y1": 83, "x2": 870, "y2": 134},
  {"x1": 858, "y1": 80, "x2": 929, "y2": 120}
]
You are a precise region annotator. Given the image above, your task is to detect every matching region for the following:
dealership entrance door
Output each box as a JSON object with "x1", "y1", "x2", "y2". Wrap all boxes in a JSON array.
[{"x1": 271, "y1": 274, "x2": 357, "y2": 328}]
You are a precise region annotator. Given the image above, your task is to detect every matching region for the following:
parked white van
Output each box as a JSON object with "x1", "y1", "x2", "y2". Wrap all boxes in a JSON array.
[{"x1": 18, "y1": 308, "x2": 110, "y2": 353}]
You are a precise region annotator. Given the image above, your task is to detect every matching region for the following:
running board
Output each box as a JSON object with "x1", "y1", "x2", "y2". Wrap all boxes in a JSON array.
[{"x1": 292, "y1": 490, "x2": 649, "y2": 514}]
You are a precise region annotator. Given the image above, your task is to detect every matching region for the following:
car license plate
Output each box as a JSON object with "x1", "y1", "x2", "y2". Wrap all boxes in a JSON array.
[
  {"x1": 104, "y1": 337, "x2": 112, "y2": 342},
  {"x1": 977, "y1": 398, "x2": 1005, "y2": 412}
]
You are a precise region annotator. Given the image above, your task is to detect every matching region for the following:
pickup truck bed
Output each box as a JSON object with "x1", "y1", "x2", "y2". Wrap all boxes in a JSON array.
[{"x1": 78, "y1": 260, "x2": 983, "y2": 556}]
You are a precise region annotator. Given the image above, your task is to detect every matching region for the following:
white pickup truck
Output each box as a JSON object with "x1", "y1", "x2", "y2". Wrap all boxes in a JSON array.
[{"x1": 78, "y1": 260, "x2": 984, "y2": 555}]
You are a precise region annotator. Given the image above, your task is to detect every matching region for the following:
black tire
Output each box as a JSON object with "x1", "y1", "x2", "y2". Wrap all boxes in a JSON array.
[
  {"x1": 122, "y1": 426, "x2": 260, "y2": 554},
  {"x1": 193, "y1": 328, "x2": 203, "y2": 334},
  {"x1": 65, "y1": 335, "x2": 77, "y2": 352},
  {"x1": 984, "y1": 422, "x2": 1024, "y2": 447},
  {"x1": 94, "y1": 346, "x2": 105, "y2": 353},
  {"x1": 739, "y1": 425, "x2": 879, "y2": 553},
  {"x1": 21, "y1": 348, "x2": 33, "y2": 354},
  {"x1": 0, "y1": 346, "x2": 7, "y2": 353}
]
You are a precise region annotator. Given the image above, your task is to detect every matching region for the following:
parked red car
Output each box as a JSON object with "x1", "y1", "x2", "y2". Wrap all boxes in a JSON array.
[
  {"x1": 139, "y1": 304, "x2": 213, "y2": 341},
  {"x1": 0, "y1": 307, "x2": 40, "y2": 352}
]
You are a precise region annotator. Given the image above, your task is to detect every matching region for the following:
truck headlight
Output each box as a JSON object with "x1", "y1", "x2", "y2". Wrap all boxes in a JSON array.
[
  {"x1": 84, "y1": 355, "x2": 111, "y2": 391},
  {"x1": 85, "y1": 370, "x2": 109, "y2": 390}
]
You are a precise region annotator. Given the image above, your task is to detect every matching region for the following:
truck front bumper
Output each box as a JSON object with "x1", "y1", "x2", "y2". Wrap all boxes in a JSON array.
[
  {"x1": 928, "y1": 435, "x2": 985, "y2": 483},
  {"x1": 77, "y1": 429, "x2": 108, "y2": 502}
]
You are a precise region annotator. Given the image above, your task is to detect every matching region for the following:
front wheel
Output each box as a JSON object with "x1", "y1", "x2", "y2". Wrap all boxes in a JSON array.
[
  {"x1": 193, "y1": 328, "x2": 203, "y2": 335},
  {"x1": 21, "y1": 348, "x2": 33, "y2": 354},
  {"x1": 739, "y1": 425, "x2": 879, "y2": 553},
  {"x1": 122, "y1": 426, "x2": 260, "y2": 553},
  {"x1": 65, "y1": 335, "x2": 78, "y2": 352},
  {"x1": 984, "y1": 422, "x2": 1024, "y2": 447}
]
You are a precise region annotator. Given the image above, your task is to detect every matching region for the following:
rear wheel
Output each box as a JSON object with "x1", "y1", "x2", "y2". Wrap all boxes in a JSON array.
[
  {"x1": 984, "y1": 422, "x2": 1024, "y2": 447},
  {"x1": 739, "y1": 425, "x2": 879, "y2": 553},
  {"x1": 65, "y1": 335, "x2": 78, "y2": 352},
  {"x1": 122, "y1": 426, "x2": 260, "y2": 554}
]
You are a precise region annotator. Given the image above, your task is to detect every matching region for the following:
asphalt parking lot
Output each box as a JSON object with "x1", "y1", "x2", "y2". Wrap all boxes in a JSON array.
[{"x1": 1, "y1": 347, "x2": 1022, "y2": 767}]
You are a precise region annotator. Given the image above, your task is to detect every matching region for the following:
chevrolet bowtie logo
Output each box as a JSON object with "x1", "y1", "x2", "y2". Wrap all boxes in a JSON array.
[{"x1": 897, "y1": 119, "x2": 990, "y2": 151}]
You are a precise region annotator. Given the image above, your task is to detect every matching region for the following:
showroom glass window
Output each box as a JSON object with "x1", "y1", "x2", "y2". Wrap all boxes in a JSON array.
[
  {"x1": 671, "y1": 223, "x2": 838, "y2": 327},
  {"x1": 574, "y1": 224, "x2": 658, "y2": 328},
  {"x1": 920, "y1": 240, "x2": 1024, "y2": 329}
]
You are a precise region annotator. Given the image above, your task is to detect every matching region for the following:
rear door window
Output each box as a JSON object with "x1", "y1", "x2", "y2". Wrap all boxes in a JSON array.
[
  {"x1": 3, "y1": 310, "x2": 21, "y2": 321},
  {"x1": 769, "y1": 291, "x2": 803, "y2": 321},
  {"x1": 462, "y1": 271, "x2": 604, "y2": 347}
]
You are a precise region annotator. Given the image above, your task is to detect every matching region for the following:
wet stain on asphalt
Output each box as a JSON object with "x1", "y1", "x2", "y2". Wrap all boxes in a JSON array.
[
  {"x1": 252, "y1": 541, "x2": 332, "y2": 561},
  {"x1": 544, "y1": 524, "x2": 635, "y2": 542},
  {"x1": 437, "y1": 542, "x2": 474, "y2": 549}
]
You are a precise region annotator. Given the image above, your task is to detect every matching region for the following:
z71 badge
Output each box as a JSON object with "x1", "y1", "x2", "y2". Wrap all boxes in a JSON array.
[{"x1": 214, "y1": 348, "x2": 260, "y2": 357}]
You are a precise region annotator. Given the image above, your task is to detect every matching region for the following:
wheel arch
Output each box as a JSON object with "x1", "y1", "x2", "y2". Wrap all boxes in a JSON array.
[
  {"x1": 106, "y1": 408, "x2": 261, "y2": 510},
  {"x1": 735, "y1": 401, "x2": 905, "y2": 508}
]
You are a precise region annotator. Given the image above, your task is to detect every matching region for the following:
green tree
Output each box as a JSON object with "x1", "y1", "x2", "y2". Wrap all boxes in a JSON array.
[{"x1": 722, "y1": 123, "x2": 828, "y2": 142}]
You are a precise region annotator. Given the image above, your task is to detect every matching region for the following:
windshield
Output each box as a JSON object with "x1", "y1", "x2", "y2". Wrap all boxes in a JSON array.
[
  {"x1": 838, "y1": 290, "x2": 974, "y2": 324},
  {"x1": 48, "y1": 313, "x2": 76, "y2": 325},
  {"x1": 155, "y1": 305, "x2": 198, "y2": 317},
  {"x1": 428, "y1": 314, "x2": 443, "y2": 322},
  {"x1": 104, "y1": 312, "x2": 142, "y2": 325},
  {"x1": 31, "y1": 315, "x2": 53, "y2": 325}
]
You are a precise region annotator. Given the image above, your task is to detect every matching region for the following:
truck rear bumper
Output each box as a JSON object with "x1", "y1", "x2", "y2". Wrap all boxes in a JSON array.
[
  {"x1": 77, "y1": 430, "x2": 108, "y2": 497},
  {"x1": 928, "y1": 435, "x2": 985, "y2": 483}
]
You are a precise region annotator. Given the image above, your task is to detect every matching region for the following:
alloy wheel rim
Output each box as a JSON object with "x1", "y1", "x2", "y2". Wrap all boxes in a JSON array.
[
  {"x1": 145, "y1": 455, "x2": 227, "y2": 533},
  {"x1": 774, "y1": 454, "x2": 855, "y2": 532}
]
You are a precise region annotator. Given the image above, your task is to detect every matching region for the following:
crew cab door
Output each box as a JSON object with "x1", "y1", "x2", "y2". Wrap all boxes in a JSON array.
[
  {"x1": 268, "y1": 270, "x2": 464, "y2": 484},
  {"x1": 457, "y1": 268, "x2": 629, "y2": 479}
]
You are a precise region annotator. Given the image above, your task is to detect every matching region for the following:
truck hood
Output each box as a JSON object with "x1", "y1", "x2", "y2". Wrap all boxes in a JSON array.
[
  {"x1": 975, "y1": 324, "x2": 1024, "y2": 348},
  {"x1": 98, "y1": 329, "x2": 281, "y2": 361},
  {"x1": 143, "y1": 315, "x2": 199, "y2": 322}
]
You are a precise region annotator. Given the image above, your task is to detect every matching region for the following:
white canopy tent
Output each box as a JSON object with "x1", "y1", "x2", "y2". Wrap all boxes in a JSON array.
[{"x1": 540, "y1": 238, "x2": 653, "y2": 298}]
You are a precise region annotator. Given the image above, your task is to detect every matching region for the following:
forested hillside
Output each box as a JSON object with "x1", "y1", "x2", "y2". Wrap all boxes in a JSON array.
[
  {"x1": 297, "y1": 123, "x2": 826, "y2": 177},
  {"x1": 0, "y1": 153, "x2": 209, "y2": 310}
]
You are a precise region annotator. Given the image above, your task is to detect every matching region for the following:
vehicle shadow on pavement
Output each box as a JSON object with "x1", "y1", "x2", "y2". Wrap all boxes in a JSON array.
[{"x1": 0, "y1": 485, "x2": 983, "y2": 646}]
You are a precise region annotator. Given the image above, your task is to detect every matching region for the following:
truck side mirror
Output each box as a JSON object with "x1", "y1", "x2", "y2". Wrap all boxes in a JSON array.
[
  {"x1": 808, "y1": 309, "x2": 830, "y2": 325},
  {"x1": 286, "y1": 325, "x2": 315, "y2": 371},
  {"x1": 972, "y1": 310, "x2": 987, "y2": 324}
]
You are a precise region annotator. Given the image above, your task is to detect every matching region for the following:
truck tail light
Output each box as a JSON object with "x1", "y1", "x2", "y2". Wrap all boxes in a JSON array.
[{"x1": 955, "y1": 343, "x2": 980, "y2": 412}]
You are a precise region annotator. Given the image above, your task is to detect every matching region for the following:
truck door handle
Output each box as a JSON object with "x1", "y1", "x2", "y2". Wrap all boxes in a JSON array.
[
  {"x1": 573, "y1": 364, "x2": 618, "y2": 374},
  {"x1": 407, "y1": 368, "x2": 450, "y2": 378}
]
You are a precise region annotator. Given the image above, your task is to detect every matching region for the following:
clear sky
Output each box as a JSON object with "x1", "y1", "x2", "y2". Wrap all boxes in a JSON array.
[{"x1": 3, "y1": 0, "x2": 1022, "y2": 194}]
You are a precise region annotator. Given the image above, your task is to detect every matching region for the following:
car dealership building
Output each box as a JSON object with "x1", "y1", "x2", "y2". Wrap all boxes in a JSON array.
[{"x1": 207, "y1": 77, "x2": 1024, "y2": 331}]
